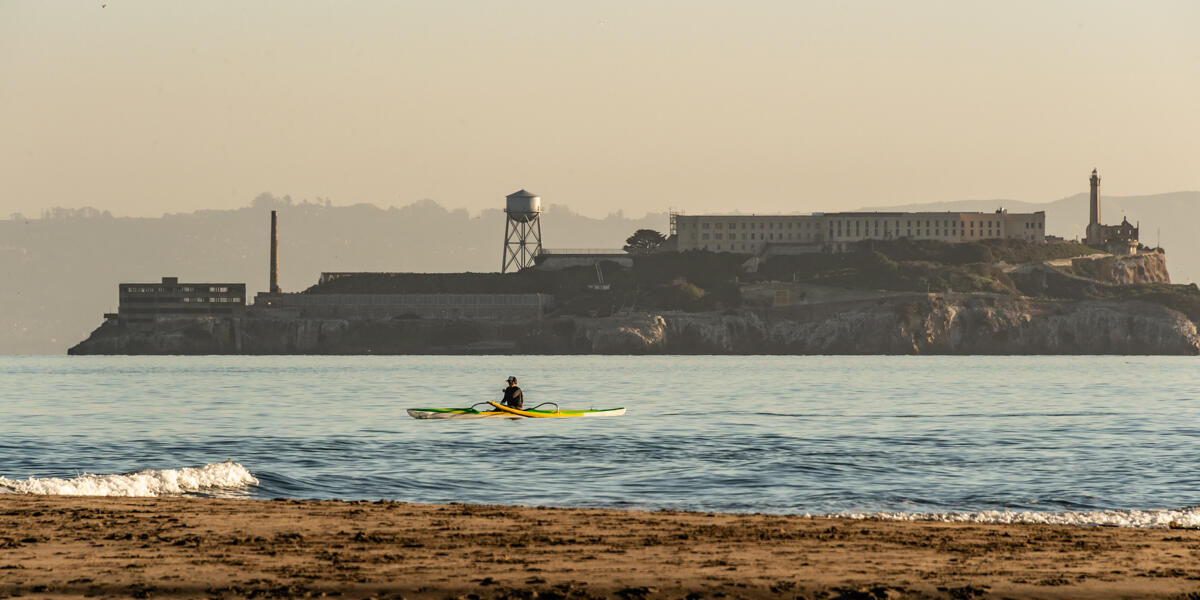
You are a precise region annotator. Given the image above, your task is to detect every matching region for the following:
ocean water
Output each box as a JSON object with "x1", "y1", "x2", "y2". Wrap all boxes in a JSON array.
[{"x1": 2, "y1": 355, "x2": 1199, "y2": 527}]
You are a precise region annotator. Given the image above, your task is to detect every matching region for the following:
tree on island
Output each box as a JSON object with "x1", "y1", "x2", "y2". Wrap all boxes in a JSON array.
[{"x1": 624, "y1": 229, "x2": 667, "y2": 254}]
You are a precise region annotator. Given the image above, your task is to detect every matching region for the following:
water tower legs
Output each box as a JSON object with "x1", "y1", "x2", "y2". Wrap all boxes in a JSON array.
[
  {"x1": 502, "y1": 189, "x2": 544, "y2": 273},
  {"x1": 502, "y1": 214, "x2": 543, "y2": 273}
]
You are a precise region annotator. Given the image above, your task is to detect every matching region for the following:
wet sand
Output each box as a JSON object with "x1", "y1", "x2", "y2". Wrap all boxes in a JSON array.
[{"x1": 2, "y1": 497, "x2": 1199, "y2": 599}]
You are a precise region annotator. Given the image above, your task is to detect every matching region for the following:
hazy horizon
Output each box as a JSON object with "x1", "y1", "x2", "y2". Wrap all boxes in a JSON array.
[
  {"x1": 3, "y1": 1, "x2": 1198, "y2": 219},
  {"x1": 16, "y1": 184, "x2": 1198, "y2": 223}
]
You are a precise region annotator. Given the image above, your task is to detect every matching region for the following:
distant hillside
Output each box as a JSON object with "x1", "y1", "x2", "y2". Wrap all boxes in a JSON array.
[
  {"x1": 0, "y1": 195, "x2": 667, "y2": 354},
  {"x1": 860, "y1": 191, "x2": 1200, "y2": 284},
  {"x1": 7, "y1": 190, "x2": 1197, "y2": 355}
]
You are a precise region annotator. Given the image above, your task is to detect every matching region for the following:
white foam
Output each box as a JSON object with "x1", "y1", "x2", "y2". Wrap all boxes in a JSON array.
[
  {"x1": 836, "y1": 506, "x2": 1200, "y2": 529},
  {"x1": 0, "y1": 461, "x2": 259, "y2": 497}
]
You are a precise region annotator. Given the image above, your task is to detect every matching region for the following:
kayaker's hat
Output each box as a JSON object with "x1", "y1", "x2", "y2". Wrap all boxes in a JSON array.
[{"x1": 506, "y1": 376, "x2": 517, "y2": 383}]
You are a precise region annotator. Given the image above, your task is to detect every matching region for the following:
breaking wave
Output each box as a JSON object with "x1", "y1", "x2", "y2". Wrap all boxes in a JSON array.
[
  {"x1": 0, "y1": 461, "x2": 258, "y2": 497},
  {"x1": 840, "y1": 506, "x2": 1200, "y2": 529}
]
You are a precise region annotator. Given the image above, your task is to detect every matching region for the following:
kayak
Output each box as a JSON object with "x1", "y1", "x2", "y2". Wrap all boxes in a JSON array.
[
  {"x1": 406, "y1": 407, "x2": 516, "y2": 419},
  {"x1": 406, "y1": 402, "x2": 625, "y2": 420},
  {"x1": 486, "y1": 401, "x2": 625, "y2": 419}
]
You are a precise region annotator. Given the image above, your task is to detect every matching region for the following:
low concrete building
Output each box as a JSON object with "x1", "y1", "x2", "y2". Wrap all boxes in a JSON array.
[
  {"x1": 118, "y1": 277, "x2": 245, "y2": 322},
  {"x1": 534, "y1": 250, "x2": 632, "y2": 271},
  {"x1": 255, "y1": 292, "x2": 551, "y2": 320}
]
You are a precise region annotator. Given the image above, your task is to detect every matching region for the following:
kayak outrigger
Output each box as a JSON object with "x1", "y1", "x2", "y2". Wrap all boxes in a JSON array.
[{"x1": 406, "y1": 401, "x2": 626, "y2": 420}]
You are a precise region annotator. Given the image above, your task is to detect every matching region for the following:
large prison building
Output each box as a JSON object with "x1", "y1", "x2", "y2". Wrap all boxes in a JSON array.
[{"x1": 673, "y1": 210, "x2": 1046, "y2": 254}]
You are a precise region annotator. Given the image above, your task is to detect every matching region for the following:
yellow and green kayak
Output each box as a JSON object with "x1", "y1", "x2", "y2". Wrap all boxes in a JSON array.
[{"x1": 406, "y1": 402, "x2": 625, "y2": 420}]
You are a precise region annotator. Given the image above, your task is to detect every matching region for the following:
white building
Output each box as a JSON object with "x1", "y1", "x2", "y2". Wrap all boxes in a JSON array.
[{"x1": 673, "y1": 210, "x2": 1045, "y2": 254}]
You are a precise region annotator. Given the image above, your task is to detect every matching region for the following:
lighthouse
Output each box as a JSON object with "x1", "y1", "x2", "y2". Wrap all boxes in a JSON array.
[{"x1": 1086, "y1": 169, "x2": 1101, "y2": 245}]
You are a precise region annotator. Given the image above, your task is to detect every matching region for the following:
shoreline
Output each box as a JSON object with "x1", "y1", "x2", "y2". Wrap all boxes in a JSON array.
[{"x1": 3, "y1": 497, "x2": 1200, "y2": 599}]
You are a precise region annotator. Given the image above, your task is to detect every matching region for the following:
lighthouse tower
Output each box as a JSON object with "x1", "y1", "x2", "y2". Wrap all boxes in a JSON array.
[{"x1": 1086, "y1": 169, "x2": 1101, "y2": 245}]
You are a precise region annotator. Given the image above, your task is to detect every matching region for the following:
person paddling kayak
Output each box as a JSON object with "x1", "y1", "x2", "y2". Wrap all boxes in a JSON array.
[{"x1": 500, "y1": 376, "x2": 523, "y2": 410}]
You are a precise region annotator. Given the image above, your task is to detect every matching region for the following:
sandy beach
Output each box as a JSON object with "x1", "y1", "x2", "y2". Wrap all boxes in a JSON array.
[{"x1": 1, "y1": 497, "x2": 1199, "y2": 599}]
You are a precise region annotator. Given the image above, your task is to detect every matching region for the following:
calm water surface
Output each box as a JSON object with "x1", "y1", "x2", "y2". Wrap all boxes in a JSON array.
[{"x1": 2, "y1": 355, "x2": 1198, "y2": 516}]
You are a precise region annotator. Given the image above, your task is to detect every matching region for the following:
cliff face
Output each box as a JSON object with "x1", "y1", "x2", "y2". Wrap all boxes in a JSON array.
[
  {"x1": 654, "y1": 295, "x2": 1197, "y2": 355},
  {"x1": 1010, "y1": 252, "x2": 1174, "y2": 300},
  {"x1": 70, "y1": 293, "x2": 1200, "y2": 356},
  {"x1": 70, "y1": 318, "x2": 241, "y2": 355},
  {"x1": 71, "y1": 315, "x2": 536, "y2": 355},
  {"x1": 1110, "y1": 252, "x2": 1170, "y2": 285},
  {"x1": 1063, "y1": 252, "x2": 1171, "y2": 285}
]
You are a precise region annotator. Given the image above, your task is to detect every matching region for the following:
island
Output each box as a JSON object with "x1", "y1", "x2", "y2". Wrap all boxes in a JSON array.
[{"x1": 69, "y1": 238, "x2": 1200, "y2": 355}]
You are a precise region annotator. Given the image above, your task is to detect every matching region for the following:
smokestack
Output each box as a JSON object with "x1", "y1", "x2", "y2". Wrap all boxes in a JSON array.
[{"x1": 270, "y1": 210, "x2": 280, "y2": 294}]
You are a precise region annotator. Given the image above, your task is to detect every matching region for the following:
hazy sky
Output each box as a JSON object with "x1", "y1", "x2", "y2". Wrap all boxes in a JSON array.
[{"x1": 2, "y1": 1, "x2": 1197, "y2": 219}]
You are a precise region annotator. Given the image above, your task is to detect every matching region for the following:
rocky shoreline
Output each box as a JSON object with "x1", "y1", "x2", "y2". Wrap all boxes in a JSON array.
[
  {"x1": 69, "y1": 292, "x2": 1200, "y2": 355},
  {"x1": 69, "y1": 251, "x2": 1199, "y2": 355}
]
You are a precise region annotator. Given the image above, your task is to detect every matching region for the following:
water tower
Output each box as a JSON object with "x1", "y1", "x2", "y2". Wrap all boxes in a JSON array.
[{"x1": 502, "y1": 189, "x2": 543, "y2": 273}]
